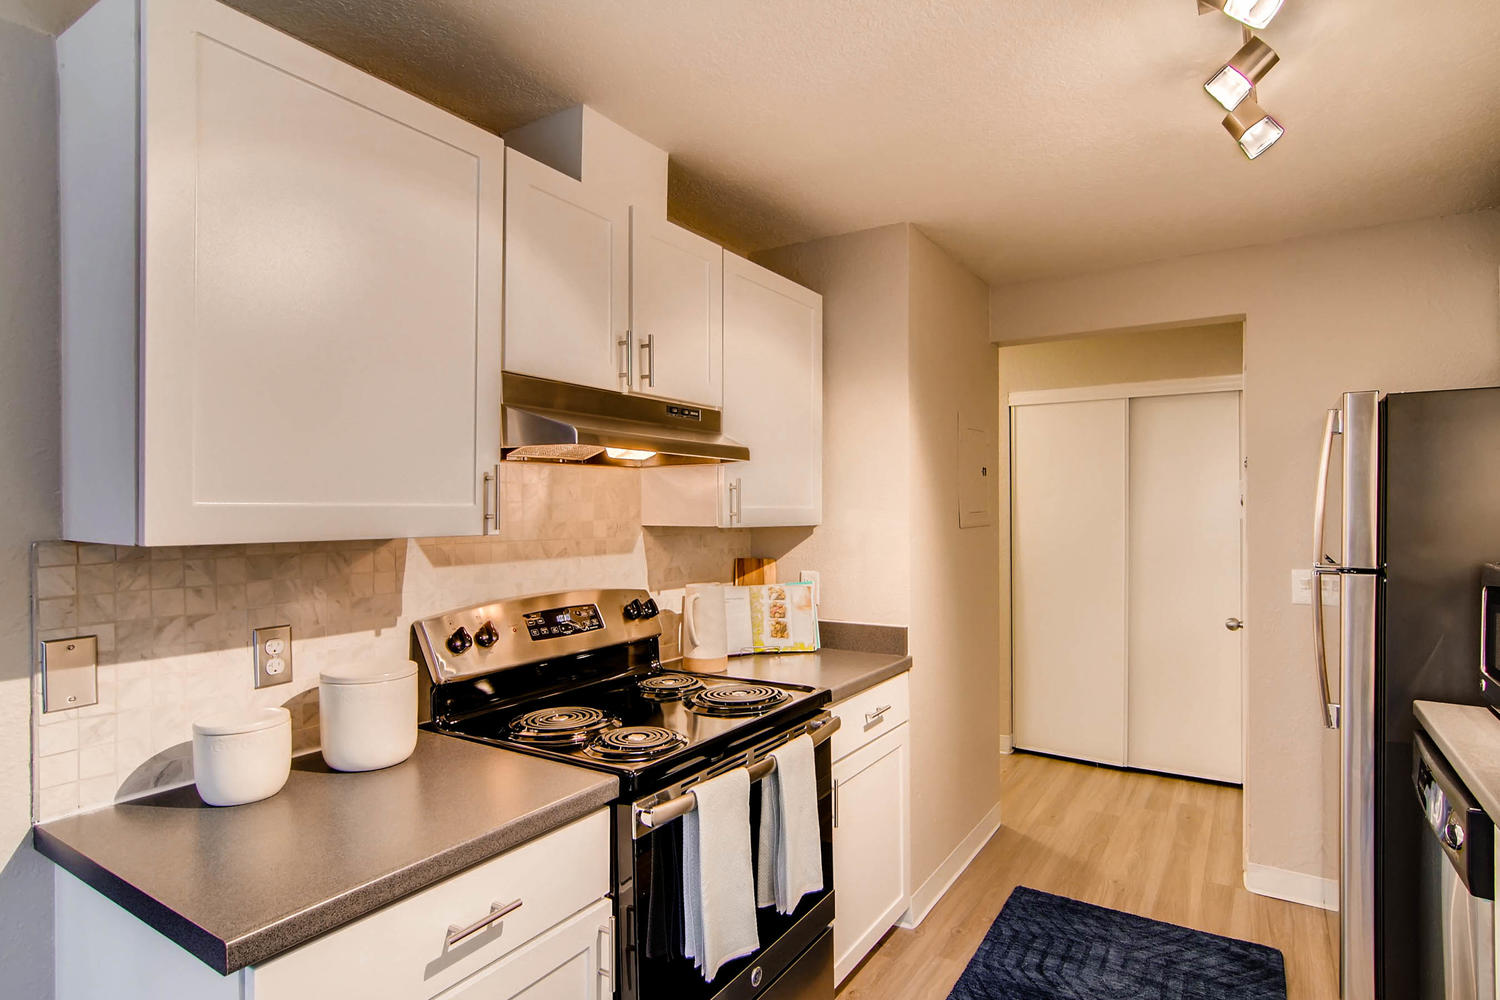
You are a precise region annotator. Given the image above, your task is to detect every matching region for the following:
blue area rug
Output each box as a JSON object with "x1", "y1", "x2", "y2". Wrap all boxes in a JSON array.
[{"x1": 947, "y1": 887, "x2": 1287, "y2": 1000}]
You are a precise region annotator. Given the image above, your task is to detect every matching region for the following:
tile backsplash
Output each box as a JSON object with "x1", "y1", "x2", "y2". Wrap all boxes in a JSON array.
[{"x1": 30, "y1": 463, "x2": 749, "y2": 822}]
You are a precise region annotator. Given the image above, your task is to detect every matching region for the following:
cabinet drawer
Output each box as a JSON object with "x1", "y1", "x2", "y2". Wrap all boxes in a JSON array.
[
  {"x1": 830, "y1": 673, "x2": 910, "y2": 761},
  {"x1": 250, "y1": 810, "x2": 610, "y2": 1000}
]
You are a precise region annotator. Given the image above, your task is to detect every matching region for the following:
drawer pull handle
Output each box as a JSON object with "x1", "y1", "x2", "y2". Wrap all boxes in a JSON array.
[
  {"x1": 865, "y1": 705, "x2": 892, "y2": 726},
  {"x1": 446, "y1": 898, "x2": 523, "y2": 949}
]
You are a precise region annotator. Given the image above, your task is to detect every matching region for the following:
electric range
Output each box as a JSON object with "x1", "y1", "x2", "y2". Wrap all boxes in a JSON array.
[{"x1": 411, "y1": 588, "x2": 837, "y2": 1000}]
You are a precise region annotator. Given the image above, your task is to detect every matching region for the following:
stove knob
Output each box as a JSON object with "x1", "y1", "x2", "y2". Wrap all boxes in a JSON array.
[
  {"x1": 445, "y1": 627, "x2": 473, "y2": 655},
  {"x1": 641, "y1": 598, "x2": 660, "y2": 619},
  {"x1": 474, "y1": 621, "x2": 499, "y2": 648},
  {"x1": 623, "y1": 599, "x2": 645, "y2": 621}
]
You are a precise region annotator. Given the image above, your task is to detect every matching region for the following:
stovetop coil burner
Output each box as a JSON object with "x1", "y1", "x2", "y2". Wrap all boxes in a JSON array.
[
  {"x1": 688, "y1": 683, "x2": 791, "y2": 717},
  {"x1": 584, "y1": 725, "x2": 689, "y2": 762},
  {"x1": 508, "y1": 706, "x2": 619, "y2": 746},
  {"x1": 638, "y1": 673, "x2": 706, "y2": 701}
]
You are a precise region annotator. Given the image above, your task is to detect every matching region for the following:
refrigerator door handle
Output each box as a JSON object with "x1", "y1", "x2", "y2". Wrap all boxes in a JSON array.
[{"x1": 1312, "y1": 406, "x2": 1343, "y2": 730}]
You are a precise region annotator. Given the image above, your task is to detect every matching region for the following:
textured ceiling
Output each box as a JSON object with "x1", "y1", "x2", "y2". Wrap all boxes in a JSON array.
[{"x1": 25, "y1": 0, "x2": 1500, "y2": 284}]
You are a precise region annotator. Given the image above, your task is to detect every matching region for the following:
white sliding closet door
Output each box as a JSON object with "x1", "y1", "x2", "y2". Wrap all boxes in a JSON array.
[
  {"x1": 1012, "y1": 399, "x2": 1129, "y2": 765},
  {"x1": 1127, "y1": 392, "x2": 1243, "y2": 782}
]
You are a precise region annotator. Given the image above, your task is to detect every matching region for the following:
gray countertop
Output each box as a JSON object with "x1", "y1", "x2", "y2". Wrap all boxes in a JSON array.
[
  {"x1": 1413, "y1": 701, "x2": 1500, "y2": 823},
  {"x1": 33, "y1": 731, "x2": 617, "y2": 975},
  {"x1": 712, "y1": 648, "x2": 912, "y2": 702}
]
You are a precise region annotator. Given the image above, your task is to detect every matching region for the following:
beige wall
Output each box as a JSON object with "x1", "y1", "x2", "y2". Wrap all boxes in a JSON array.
[
  {"x1": 0, "y1": 16, "x2": 60, "y2": 998},
  {"x1": 905, "y1": 228, "x2": 1002, "y2": 885},
  {"x1": 995, "y1": 323, "x2": 1244, "y2": 736},
  {"x1": 752, "y1": 225, "x2": 912, "y2": 626},
  {"x1": 754, "y1": 224, "x2": 1003, "y2": 897},
  {"x1": 990, "y1": 209, "x2": 1500, "y2": 882}
]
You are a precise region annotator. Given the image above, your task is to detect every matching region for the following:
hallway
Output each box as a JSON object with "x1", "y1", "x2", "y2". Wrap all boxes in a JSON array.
[{"x1": 839, "y1": 752, "x2": 1339, "y2": 999}]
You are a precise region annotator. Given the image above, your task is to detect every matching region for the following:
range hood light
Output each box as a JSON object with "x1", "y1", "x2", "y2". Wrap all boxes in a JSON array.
[
  {"x1": 605, "y1": 448, "x2": 658, "y2": 462},
  {"x1": 1198, "y1": 0, "x2": 1285, "y2": 29},
  {"x1": 1223, "y1": 97, "x2": 1284, "y2": 159},
  {"x1": 1204, "y1": 37, "x2": 1279, "y2": 111}
]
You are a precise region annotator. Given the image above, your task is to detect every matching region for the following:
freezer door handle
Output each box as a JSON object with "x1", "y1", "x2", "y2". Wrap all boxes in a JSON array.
[{"x1": 1312, "y1": 406, "x2": 1343, "y2": 730}]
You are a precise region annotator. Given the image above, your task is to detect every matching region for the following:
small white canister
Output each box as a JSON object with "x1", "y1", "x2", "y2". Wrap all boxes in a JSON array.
[
  {"x1": 319, "y1": 664, "x2": 418, "y2": 772},
  {"x1": 192, "y1": 707, "x2": 292, "y2": 807}
]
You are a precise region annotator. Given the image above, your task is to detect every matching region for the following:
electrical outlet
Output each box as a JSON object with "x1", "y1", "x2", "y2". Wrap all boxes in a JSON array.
[
  {"x1": 253, "y1": 624, "x2": 293, "y2": 689},
  {"x1": 799, "y1": 570, "x2": 821, "y2": 608},
  {"x1": 1291, "y1": 569, "x2": 1340, "y2": 606}
]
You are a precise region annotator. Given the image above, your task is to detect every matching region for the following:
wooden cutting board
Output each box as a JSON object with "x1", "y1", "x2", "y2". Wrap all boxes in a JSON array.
[{"x1": 733, "y1": 558, "x2": 777, "y2": 587}]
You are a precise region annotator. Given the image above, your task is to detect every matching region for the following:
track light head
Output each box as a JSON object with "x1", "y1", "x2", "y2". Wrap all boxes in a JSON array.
[
  {"x1": 1204, "y1": 36, "x2": 1279, "y2": 111},
  {"x1": 1197, "y1": 0, "x2": 1286, "y2": 30},
  {"x1": 1222, "y1": 98, "x2": 1284, "y2": 159}
]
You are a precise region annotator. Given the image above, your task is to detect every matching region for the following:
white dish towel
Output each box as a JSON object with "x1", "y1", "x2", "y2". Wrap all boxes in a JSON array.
[
  {"x1": 682, "y1": 766, "x2": 760, "y2": 981},
  {"x1": 755, "y1": 733, "x2": 824, "y2": 914}
]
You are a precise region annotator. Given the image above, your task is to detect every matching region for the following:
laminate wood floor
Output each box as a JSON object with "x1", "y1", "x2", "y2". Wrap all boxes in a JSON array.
[{"x1": 838, "y1": 752, "x2": 1339, "y2": 1000}]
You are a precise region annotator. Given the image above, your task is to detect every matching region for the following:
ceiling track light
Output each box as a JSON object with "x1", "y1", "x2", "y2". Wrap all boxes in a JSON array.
[
  {"x1": 1196, "y1": 0, "x2": 1285, "y2": 29},
  {"x1": 1223, "y1": 97, "x2": 1284, "y2": 159},
  {"x1": 1204, "y1": 35, "x2": 1279, "y2": 111}
]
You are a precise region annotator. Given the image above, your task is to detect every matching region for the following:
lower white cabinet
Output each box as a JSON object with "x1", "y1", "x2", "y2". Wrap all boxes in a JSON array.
[
  {"x1": 55, "y1": 810, "x2": 610, "y2": 1000},
  {"x1": 829, "y1": 674, "x2": 911, "y2": 983},
  {"x1": 432, "y1": 899, "x2": 612, "y2": 1000}
]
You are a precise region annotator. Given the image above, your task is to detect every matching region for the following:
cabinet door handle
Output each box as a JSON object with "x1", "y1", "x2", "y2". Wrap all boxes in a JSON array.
[
  {"x1": 728, "y1": 478, "x2": 742, "y2": 524},
  {"x1": 832, "y1": 778, "x2": 839, "y2": 829},
  {"x1": 618, "y1": 331, "x2": 634, "y2": 386},
  {"x1": 445, "y1": 898, "x2": 522, "y2": 950},
  {"x1": 597, "y1": 917, "x2": 614, "y2": 999},
  {"x1": 639, "y1": 333, "x2": 655, "y2": 388},
  {"x1": 481, "y1": 467, "x2": 497, "y2": 535},
  {"x1": 864, "y1": 705, "x2": 892, "y2": 726}
]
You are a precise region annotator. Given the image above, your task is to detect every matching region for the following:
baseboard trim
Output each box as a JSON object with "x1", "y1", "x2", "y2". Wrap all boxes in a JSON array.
[
  {"x1": 1244, "y1": 863, "x2": 1340, "y2": 911},
  {"x1": 998, "y1": 735, "x2": 1013, "y2": 754},
  {"x1": 899, "y1": 800, "x2": 1004, "y2": 929}
]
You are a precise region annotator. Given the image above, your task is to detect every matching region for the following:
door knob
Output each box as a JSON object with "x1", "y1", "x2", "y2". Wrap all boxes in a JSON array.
[{"x1": 1225, "y1": 617, "x2": 1245, "y2": 631}]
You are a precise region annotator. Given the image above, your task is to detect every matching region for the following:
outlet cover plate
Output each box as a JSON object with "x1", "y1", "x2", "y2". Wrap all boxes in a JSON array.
[
  {"x1": 41, "y1": 636, "x2": 98, "y2": 712},
  {"x1": 253, "y1": 624, "x2": 293, "y2": 689}
]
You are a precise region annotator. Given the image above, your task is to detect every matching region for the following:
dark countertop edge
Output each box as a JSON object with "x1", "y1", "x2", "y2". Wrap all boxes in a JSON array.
[
  {"x1": 35, "y1": 825, "x2": 231, "y2": 971},
  {"x1": 34, "y1": 776, "x2": 618, "y2": 975},
  {"x1": 824, "y1": 654, "x2": 911, "y2": 701},
  {"x1": 1413, "y1": 700, "x2": 1500, "y2": 822}
]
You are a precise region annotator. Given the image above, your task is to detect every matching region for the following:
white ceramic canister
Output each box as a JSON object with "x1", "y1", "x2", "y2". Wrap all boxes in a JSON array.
[
  {"x1": 319, "y1": 663, "x2": 418, "y2": 772},
  {"x1": 192, "y1": 707, "x2": 292, "y2": 807},
  {"x1": 681, "y1": 582, "x2": 730, "y2": 673}
]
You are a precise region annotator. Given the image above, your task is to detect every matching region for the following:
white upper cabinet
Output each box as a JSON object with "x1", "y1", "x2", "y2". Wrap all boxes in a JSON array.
[
  {"x1": 58, "y1": 0, "x2": 504, "y2": 545},
  {"x1": 629, "y1": 211, "x2": 723, "y2": 407},
  {"x1": 641, "y1": 254, "x2": 823, "y2": 528},
  {"x1": 720, "y1": 253, "x2": 823, "y2": 527},
  {"x1": 503, "y1": 149, "x2": 630, "y2": 393}
]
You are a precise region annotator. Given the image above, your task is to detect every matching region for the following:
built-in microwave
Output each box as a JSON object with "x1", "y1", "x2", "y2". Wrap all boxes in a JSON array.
[{"x1": 1480, "y1": 564, "x2": 1500, "y2": 717}]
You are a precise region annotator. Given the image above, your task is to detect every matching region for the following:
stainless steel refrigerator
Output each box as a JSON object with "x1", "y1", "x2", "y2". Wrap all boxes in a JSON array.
[{"x1": 1313, "y1": 386, "x2": 1500, "y2": 999}]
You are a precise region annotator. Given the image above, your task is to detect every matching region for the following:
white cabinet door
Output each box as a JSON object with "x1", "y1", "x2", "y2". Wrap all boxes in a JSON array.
[
  {"x1": 1127, "y1": 392, "x2": 1243, "y2": 782},
  {"x1": 432, "y1": 899, "x2": 613, "y2": 1000},
  {"x1": 720, "y1": 253, "x2": 823, "y2": 527},
  {"x1": 832, "y1": 724, "x2": 910, "y2": 984},
  {"x1": 60, "y1": 0, "x2": 504, "y2": 545},
  {"x1": 1011, "y1": 399, "x2": 1129, "y2": 765},
  {"x1": 629, "y1": 211, "x2": 722, "y2": 407},
  {"x1": 504, "y1": 149, "x2": 629, "y2": 392}
]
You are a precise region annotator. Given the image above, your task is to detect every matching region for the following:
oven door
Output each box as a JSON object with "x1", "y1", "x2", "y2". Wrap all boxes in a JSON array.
[{"x1": 617, "y1": 716, "x2": 837, "y2": 1000}]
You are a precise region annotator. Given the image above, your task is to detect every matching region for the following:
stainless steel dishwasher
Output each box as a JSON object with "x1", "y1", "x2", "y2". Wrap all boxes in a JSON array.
[{"x1": 1414, "y1": 729, "x2": 1496, "y2": 1000}]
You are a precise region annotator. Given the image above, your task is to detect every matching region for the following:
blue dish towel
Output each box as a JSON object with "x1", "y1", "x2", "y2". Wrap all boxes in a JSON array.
[
  {"x1": 682, "y1": 767, "x2": 759, "y2": 981},
  {"x1": 755, "y1": 734, "x2": 824, "y2": 914}
]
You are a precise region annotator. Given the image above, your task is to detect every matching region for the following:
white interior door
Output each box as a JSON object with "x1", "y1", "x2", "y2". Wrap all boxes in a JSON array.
[
  {"x1": 1012, "y1": 398, "x2": 1129, "y2": 765},
  {"x1": 1126, "y1": 391, "x2": 1243, "y2": 782}
]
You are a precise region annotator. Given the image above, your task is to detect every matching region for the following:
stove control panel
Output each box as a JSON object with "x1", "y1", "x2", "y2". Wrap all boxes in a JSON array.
[{"x1": 523, "y1": 603, "x2": 604, "y2": 641}]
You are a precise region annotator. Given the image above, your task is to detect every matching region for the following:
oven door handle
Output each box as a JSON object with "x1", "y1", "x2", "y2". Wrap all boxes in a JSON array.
[{"x1": 632, "y1": 713, "x2": 839, "y2": 836}]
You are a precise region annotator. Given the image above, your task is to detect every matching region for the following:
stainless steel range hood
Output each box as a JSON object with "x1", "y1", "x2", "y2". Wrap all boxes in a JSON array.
[{"x1": 501, "y1": 372, "x2": 749, "y2": 466}]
